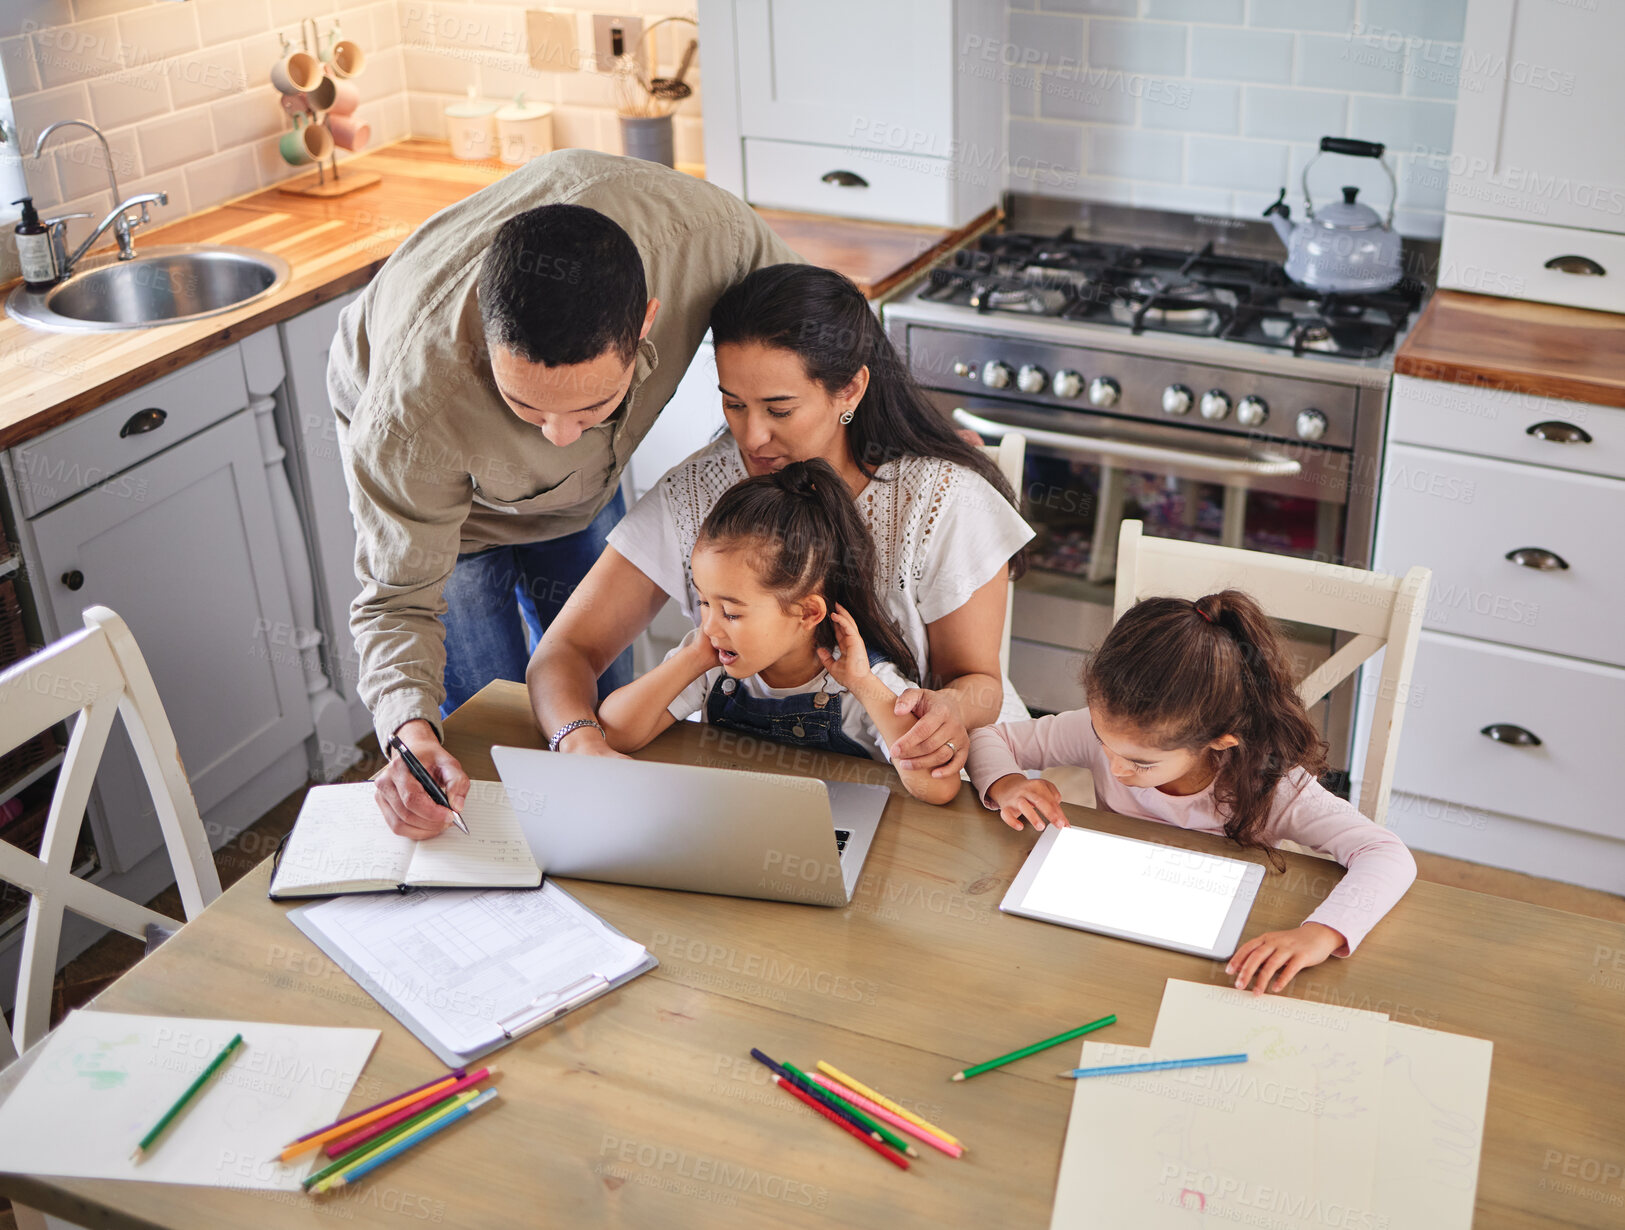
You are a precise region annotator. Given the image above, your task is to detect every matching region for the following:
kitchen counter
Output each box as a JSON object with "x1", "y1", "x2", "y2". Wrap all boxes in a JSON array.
[
  {"x1": 1394, "y1": 289, "x2": 1625, "y2": 408},
  {"x1": 0, "y1": 140, "x2": 993, "y2": 452}
]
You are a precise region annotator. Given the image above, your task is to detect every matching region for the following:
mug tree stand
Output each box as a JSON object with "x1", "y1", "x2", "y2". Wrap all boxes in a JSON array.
[{"x1": 277, "y1": 153, "x2": 381, "y2": 198}]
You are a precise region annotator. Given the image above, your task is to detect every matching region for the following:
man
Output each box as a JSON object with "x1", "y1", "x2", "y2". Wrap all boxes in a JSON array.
[{"x1": 330, "y1": 150, "x2": 801, "y2": 837}]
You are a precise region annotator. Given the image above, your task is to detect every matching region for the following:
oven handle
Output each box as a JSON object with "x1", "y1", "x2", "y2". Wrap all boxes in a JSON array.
[{"x1": 953, "y1": 408, "x2": 1304, "y2": 479}]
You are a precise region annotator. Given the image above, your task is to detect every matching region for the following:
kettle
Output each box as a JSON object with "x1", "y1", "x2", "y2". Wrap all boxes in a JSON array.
[{"x1": 1264, "y1": 137, "x2": 1404, "y2": 294}]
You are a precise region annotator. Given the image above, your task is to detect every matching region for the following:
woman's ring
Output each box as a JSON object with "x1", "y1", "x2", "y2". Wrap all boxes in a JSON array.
[{"x1": 946, "y1": 740, "x2": 956, "y2": 753}]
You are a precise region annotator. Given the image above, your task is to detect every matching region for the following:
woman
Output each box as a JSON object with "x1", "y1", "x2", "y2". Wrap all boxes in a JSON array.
[{"x1": 529, "y1": 264, "x2": 1034, "y2": 779}]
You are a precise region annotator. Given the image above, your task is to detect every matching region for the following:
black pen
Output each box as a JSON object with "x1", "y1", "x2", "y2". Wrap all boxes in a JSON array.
[{"x1": 387, "y1": 734, "x2": 469, "y2": 834}]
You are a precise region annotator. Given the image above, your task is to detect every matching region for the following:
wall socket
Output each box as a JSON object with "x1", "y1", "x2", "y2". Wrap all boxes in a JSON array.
[{"x1": 591, "y1": 14, "x2": 644, "y2": 74}]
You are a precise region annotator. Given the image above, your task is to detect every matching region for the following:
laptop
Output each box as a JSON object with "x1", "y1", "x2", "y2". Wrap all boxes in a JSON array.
[{"x1": 489, "y1": 745, "x2": 891, "y2": 906}]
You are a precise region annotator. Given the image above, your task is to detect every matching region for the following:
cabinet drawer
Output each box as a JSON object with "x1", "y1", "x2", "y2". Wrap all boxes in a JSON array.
[
  {"x1": 1391, "y1": 632, "x2": 1621, "y2": 841},
  {"x1": 743, "y1": 138, "x2": 953, "y2": 225},
  {"x1": 1375, "y1": 444, "x2": 1623, "y2": 664},
  {"x1": 1388, "y1": 375, "x2": 1625, "y2": 481},
  {"x1": 12, "y1": 346, "x2": 249, "y2": 517},
  {"x1": 1438, "y1": 214, "x2": 1625, "y2": 313}
]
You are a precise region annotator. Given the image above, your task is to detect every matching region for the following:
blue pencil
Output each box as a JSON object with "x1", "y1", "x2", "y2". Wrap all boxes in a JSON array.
[
  {"x1": 321, "y1": 1088, "x2": 499, "y2": 1190},
  {"x1": 1059, "y1": 1053, "x2": 1249, "y2": 1079}
]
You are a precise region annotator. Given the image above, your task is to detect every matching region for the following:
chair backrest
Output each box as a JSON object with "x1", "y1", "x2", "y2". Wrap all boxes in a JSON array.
[
  {"x1": 1112, "y1": 521, "x2": 1430, "y2": 828},
  {"x1": 980, "y1": 433, "x2": 1026, "y2": 679},
  {"x1": 0, "y1": 606, "x2": 221, "y2": 1060}
]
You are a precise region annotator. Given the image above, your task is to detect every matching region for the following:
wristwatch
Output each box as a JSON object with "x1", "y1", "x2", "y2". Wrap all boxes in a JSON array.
[{"x1": 549, "y1": 718, "x2": 606, "y2": 753}]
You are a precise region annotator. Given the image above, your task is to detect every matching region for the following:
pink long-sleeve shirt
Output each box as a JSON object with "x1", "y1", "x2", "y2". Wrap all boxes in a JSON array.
[{"x1": 968, "y1": 710, "x2": 1417, "y2": 954}]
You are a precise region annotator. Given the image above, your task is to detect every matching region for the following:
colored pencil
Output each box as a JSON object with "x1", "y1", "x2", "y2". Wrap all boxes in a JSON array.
[
  {"x1": 781, "y1": 1060, "x2": 918, "y2": 1158},
  {"x1": 1060, "y1": 1053, "x2": 1249, "y2": 1079},
  {"x1": 815, "y1": 1061, "x2": 963, "y2": 1148},
  {"x1": 132, "y1": 1033, "x2": 245, "y2": 1162},
  {"x1": 282, "y1": 1073, "x2": 464, "y2": 1160},
  {"x1": 320, "y1": 1089, "x2": 500, "y2": 1192},
  {"x1": 292, "y1": 1067, "x2": 466, "y2": 1144},
  {"x1": 951, "y1": 1012, "x2": 1118, "y2": 1081},
  {"x1": 811, "y1": 1075, "x2": 962, "y2": 1158},
  {"x1": 749, "y1": 1050, "x2": 911, "y2": 1157},
  {"x1": 772, "y1": 1076, "x2": 909, "y2": 1171},
  {"x1": 323, "y1": 1068, "x2": 496, "y2": 1157},
  {"x1": 304, "y1": 1091, "x2": 480, "y2": 1191}
]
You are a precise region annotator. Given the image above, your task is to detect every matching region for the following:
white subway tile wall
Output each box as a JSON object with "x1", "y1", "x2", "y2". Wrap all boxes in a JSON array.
[{"x1": 1005, "y1": 0, "x2": 1467, "y2": 236}]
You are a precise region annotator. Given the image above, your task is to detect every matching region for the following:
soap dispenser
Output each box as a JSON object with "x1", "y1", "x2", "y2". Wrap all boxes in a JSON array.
[{"x1": 13, "y1": 197, "x2": 56, "y2": 290}]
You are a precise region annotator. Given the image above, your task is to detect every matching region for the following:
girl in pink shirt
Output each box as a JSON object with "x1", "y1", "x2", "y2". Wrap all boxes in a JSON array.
[{"x1": 967, "y1": 590, "x2": 1416, "y2": 995}]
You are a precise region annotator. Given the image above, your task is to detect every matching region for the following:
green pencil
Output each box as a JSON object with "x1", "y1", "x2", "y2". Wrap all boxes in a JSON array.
[
  {"x1": 950, "y1": 1013, "x2": 1117, "y2": 1081},
  {"x1": 132, "y1": 1032, "x2": 245, "y2": 1162},
  {"x1": 303, "y1": 1090, "x2": 479, "y2": 1190},
  {"x1": 781, "y1": 1060, "x2": 918, "y2": 1158}
]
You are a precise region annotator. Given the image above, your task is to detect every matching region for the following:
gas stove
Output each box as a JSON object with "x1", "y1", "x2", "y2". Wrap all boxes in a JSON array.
[{"x1": 913, "y1": 227, "x2": 1423, "y2": 361}]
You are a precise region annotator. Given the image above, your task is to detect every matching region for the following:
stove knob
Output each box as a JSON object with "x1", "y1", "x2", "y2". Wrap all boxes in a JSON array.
[
  {"x1": 1087, "y1": 376, "x2": 1120, "y2": 408},
  {"x1": 1199, "y1": 389, "x2": 1232, "y2": 421},
  {"x1": 1052, "y1": 369, "x2": 1083, "y2": 399},
  {"x1": 1017, "y1": 364, "x2": 1049, "y2": 395},
  {"x1": 1296, "y1": 409, "x2": 1329, "y2": 441},
  {"x1": 982, "y1": 360, "x2": 1014, "y2": 390},
  {"x1": 1236, "y1": 395, "x2": 1269, "y2": 428},
  {"x1": 952, "y1": 360, "x2": 974, "y2": 379},
  {"x1": 1161, "y1": 384, "x2": 1193, "y2": 416}
]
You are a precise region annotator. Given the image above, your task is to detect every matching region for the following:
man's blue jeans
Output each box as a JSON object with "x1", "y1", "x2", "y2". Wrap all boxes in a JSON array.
[{"x1": 439, "y1": 488, "x2": 633, "y2": 719}]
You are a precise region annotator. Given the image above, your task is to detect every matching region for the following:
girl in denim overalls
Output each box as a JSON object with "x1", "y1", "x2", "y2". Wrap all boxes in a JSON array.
[{"x1": 598, "y1": 460, "x2": 962, "y2": 805}]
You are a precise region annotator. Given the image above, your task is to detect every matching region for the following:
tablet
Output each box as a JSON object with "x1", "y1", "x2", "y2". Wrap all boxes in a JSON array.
[{"x1": 999, "y1": 825, "x2": 1265, "y2": 959}]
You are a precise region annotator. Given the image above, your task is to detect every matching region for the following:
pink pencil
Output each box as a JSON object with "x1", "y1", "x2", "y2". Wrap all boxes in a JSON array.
[
  {"x1": 292, "y1": 1068, "x2": 466, "y2": 1144},
  {"x1": 812, "y1": 1074, "x2": 963, "y2": 1158},
  {"x1": 322, "y1": 1067, "x2": 496, "y2": 1157}
]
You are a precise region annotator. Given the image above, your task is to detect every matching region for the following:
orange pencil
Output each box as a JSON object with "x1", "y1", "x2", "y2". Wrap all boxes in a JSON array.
[
  {"x1": 281, "y1": 1073, "x2": 463, "y2": 1161},
  {"x1": 773, "y1": 1075, "x2": 909, "y2": 1171}
]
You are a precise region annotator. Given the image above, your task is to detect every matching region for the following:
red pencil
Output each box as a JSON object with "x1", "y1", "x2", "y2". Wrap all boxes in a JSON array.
[
  {"x1": 323, "y1": 1067, "x2": 497, "y2": 1156},
  {"x1": 292, "y1": 1068, "x2": 467, "y2": 1144},
  {"x1": 772, "y1": 1075, "x2": 909, "y2": 1170}
]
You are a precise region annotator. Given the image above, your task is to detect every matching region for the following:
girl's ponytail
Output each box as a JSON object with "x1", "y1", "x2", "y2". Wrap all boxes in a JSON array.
[
  {"x1": 1083, "y1": 590, "x2": 1328, "y2": 862},
  {"x1": 697, "y1": 459, "x2": 922, "y2": 685}
]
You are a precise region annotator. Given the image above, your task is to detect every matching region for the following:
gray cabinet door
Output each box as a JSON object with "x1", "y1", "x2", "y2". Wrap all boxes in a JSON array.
[{"x1": 30, "y1": 409, "x2": 312, "y2": 871}]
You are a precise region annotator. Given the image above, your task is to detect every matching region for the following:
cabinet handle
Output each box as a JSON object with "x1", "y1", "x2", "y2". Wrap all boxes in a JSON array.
[
  {"x1": 820, "y1": 170, "x2": 869, "y2": 188},
  {"x1": 1543, "y1": 255, "x2": 1606, "y2": 276},
  {"x1": 1480, "y1": 723, "x2": 1541, "y2": 747},
  {"x1": 61, "y1": 569, "x2": 84, "y2": 591},
  {"x1": 1526, "y1": 420, "x2": 1592, "y2": 444},
  {"x1": 1504, "y1": 546, "x2": 1569, "y2": 571},
  {"x1": 119, "y1": 407, "x2": 168, "y2": 438}
]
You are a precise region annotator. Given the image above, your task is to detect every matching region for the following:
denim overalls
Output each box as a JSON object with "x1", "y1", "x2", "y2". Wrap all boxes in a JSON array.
[{"x1": 703, "y1": 651, "x2": 889, "y2": 760}]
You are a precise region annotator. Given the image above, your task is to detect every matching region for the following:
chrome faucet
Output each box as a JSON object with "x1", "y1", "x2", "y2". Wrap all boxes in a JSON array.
[{"x1": 30, "y1": 119, "x2": 169, "y2": 276}]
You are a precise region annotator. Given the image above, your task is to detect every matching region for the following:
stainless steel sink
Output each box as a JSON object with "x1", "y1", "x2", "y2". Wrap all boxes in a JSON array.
[{"x1": 6, "y1": 244, "x2": 291, "y2": 332}]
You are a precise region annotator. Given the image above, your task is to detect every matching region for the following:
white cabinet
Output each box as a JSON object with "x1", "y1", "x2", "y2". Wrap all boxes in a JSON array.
[
  {"x1": 699, "y1": 0, "x2": 1002, "y2": 226},
  {"x1": 1440, "y1": 0, "x2": 1625, "y2": 309},
  {"x1": 24, "y1": 400, "x2": 312, "y2": 872}
]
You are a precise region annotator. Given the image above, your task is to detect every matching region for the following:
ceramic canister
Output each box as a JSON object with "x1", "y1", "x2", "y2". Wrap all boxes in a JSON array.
[
  {"x1": 495, "y1": 93, "x2": 554, "y2": 166},
  {"x1": 445, "y1": 90, "x2": 499, "y2": 161}
]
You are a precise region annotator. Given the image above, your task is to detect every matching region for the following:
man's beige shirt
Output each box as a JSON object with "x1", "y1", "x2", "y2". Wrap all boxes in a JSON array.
[{"x1": 328, "y1": 150, "x2": 802, "y2": 746}]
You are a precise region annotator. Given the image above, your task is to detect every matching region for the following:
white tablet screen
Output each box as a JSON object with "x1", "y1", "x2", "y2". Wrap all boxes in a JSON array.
[{"x1": 1018, "y1": 827, "x2": 1251, "y2": 950}]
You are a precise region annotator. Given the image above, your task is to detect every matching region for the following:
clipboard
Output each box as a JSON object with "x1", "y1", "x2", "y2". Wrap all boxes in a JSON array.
[{"x1": 286, "y1": 883, "x2": 658, "y2": 1067}]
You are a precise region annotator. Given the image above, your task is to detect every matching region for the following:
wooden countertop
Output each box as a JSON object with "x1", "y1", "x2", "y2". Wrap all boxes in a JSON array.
[
  {"x1": 1394, "y1": 289, "x2": 1625, "y2": 408},
  {"x1": 0, "y1": 140, "x2": 991, "y2": 453}
]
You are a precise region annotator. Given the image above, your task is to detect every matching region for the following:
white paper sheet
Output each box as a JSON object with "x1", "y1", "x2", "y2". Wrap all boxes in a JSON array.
[
  {"x1": 0, "y1": 1012, "x2": 378, "y2": 1189},
  {"x1": 295, "y1": 884, "x2": 649, "y2": 1057},
  {"x1": 405, "y1": 779, "x2": 540, "y2": 887}
]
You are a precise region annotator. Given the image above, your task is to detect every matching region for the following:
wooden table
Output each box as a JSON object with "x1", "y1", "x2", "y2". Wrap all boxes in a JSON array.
[{"x1": 4, "y1": 682, "x2": 1623, "y2": 1228}]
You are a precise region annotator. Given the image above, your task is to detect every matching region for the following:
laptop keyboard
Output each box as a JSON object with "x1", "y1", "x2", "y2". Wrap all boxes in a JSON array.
[{"x1": 835, "y1": 828, "x2": 851, "y2": 856}]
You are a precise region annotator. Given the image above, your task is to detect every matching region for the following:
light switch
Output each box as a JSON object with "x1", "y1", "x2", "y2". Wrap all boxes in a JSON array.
[{"x1": 526, "y1": 9, "x2": 581, "y2": 72}]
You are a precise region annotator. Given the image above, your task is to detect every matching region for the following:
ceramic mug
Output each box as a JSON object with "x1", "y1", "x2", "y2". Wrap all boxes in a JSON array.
[
  {"x1": 280, "y1": 113, "x2": 333, "y2": 165},
  {"x1": 326, "y1": 113, "x2": 370, "y2": 152},
  {"x1": 325, "y1": 74, "x2": 361, "y2": 116},
  {"x1": 323, "y1": 36, "x2": 365, "y2": 79},
  {"x1": 302, "y1": 73, "x2": 337, "y2": 112},
  {"x1": 271, "y1": 49, "x2": 322, "y2": 95}
]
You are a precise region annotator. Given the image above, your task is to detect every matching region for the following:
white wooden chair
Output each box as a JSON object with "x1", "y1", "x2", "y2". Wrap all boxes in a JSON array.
[
  {"x1": 978, "y1": 432, "x2": 1026, "y2": 679},
  {"x1": 0, "y1": 606, "x2": 222, "y2": 1064},
  {"x1": 1112, "y1": 520, "x2": 1430, "y2": 830}
]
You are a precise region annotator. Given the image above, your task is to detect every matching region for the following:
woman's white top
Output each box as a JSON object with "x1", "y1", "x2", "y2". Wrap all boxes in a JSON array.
[{"x1": 607, "y1": 436, "x2": 1036, "y2": 724}]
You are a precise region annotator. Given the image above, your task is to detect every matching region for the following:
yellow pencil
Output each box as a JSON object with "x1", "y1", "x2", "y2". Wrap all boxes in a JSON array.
[
  {"x1": 816, "y1": 1061, "x2": 963, "y2": 1150},
  {"x1": 311, "y1": 1090, "x2": 479, "y2": 1195}
]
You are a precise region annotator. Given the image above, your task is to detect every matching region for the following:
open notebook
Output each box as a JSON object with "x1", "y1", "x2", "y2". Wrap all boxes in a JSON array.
[{"x1": 268, "y1": 780, "x2": 541, "y2": 899}]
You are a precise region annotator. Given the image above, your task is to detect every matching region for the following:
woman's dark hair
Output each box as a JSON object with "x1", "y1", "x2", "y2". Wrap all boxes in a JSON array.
[
  {"x1": 709, "y1": 264, "x2": 1026, "y2": 578},
  {"x1": 478, "y1": 203, "x2": 647, "y2": 365},
  {"x1": 697, "y1": 459, "x2": 921, "y2": 684},
  {"x1": 1081, "y1": 591, "x2": 1328, "y2": 867}
]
